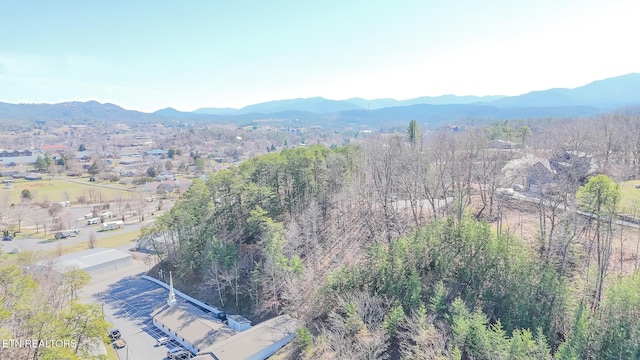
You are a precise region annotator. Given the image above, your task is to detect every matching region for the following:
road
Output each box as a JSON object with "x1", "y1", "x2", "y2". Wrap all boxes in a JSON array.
[
  {"x1": 0, "y1": 197, "x2": 174, "y2": 253},
  {"x1": 510, "y1": 192, "x2": 640, "y2": 229}
]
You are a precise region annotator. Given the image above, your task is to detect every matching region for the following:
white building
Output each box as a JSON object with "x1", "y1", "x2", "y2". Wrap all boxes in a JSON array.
[
  {"x1": 152, "y1": 276, "x2": 299, "y2": 359},
  {"x1": 34, "y1": 248, "x2": 132, "y2": 275}
]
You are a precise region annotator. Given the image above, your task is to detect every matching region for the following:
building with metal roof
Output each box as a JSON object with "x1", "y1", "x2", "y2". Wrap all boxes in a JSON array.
[
  {"x1": 153, "y1": 275, "x2": 300, "y2": 360},
  {"x1": 201, "y1": 314, "x2": 300, "y2": 360},
  {"x1": 35, "y1": 248, "x2": 132, "y2": 275}
]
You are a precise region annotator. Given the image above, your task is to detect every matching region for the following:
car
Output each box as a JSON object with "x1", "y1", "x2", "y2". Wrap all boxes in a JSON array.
[
  {"x1": 156, "y1": 336, "x2": 170, "y2": 346},
  {"x1": 108, "y1": 328, "x2": 121, "y2": 340},
  {"x1": 113, "y1": 338, "x2": 126, "y2": 349},
  {"x1": 2, "y1": 235, "x2": 13, "y2": 241}
]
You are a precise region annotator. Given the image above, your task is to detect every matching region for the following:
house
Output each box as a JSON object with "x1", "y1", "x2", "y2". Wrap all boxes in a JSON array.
[
  {"x1": 0, "y1": 149, "x2": 32, "y2": 157},
  {"x1": 488, "y1": 139, "x2": 516, "y2": 149},
  {"x1": 549, "y1": 150, "x2": 598, "y2": 185},
  {"x1": 40, "y1": 145, "x2": 66, "y2": 153},
  {"x1": 156, "y1": 182, "x2": 175, "y2": 194},
  {"x1": 146, "y1": 149, "x2": 168, "y2": 157},
  {"x1": 527, "y1": 160, "x2": 555, "y2": 192}
]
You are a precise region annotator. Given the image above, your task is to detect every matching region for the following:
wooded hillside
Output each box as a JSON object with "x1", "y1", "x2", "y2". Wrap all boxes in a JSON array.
[{"x1": 140, "y1": 111, "x2": 640, "y2": 359}]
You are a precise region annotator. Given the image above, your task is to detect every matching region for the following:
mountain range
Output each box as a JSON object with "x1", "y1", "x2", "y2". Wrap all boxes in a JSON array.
[{"x1": 2, "y1": 73, "x2": 640, "y2": 129}]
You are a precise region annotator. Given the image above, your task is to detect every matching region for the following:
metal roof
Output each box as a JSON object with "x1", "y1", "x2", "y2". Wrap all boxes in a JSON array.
[
  {"x1": 206, "y1": 314, "x2": 300, "y2": 360},
  {"x1": 152, "y1": 303, "x2": 237, "y2": 351},
  {"x1": 37, "y1": 248, "x2": 131, "y2": 273}
]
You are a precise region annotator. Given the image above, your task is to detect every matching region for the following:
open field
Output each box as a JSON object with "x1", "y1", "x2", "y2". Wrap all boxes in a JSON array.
[
  {"x1": 620, "y1": 179, "x2": 640, "y2": 215},
  {"x1": 54, "y1": 229, "x2": 142, "y2": 255},
  {"x1": 3, "y1": 177, "x2": 140, "y2": 205}
]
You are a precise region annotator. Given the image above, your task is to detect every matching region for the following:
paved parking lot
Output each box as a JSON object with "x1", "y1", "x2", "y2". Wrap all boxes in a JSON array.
[{"x1": 97, "y1": 276, "x2": 194, "y2": 360}]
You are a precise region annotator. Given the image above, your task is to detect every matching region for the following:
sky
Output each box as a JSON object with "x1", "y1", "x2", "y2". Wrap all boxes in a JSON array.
[{"x1": 1, "y1": 0, "x2": 639, "y2": 112}]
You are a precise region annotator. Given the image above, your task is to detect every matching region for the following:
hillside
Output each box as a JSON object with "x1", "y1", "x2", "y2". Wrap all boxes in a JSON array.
[{"x1": 138, "y1": 114, "x2": 640, "y2": 358}]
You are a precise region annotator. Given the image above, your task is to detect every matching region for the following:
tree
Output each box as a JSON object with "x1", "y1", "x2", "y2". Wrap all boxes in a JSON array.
[
  {"x1": 147, "y1": 166, "x2": 157, "y2": 178},
  {"x1": 407, "y1": 119, "x2": 420, "y2": 144},
  {"x1": 576, "y1": 174, "x2": 621, "y2": 310},
  {"x1": 518, "y1": 125, "x2": 532, "y2": 145},
  {"x1": 21, "y1": 189, "x2": 32, "y2": 202},
  {"x1": 88, "y1": 231, "x2": 97, "y2": 249},
  {"x1": 165, "y1": 160, "x2": 174, "y2": 171},
  {"x1": 87, "y1": 161, "x2": 100, "y2": 176},
  {"x1": 78, "y1": 144, "x2": 86, "y2": 152},
  {"x1": 34, "y1": 154, "x2": 52, "y2": 173}
]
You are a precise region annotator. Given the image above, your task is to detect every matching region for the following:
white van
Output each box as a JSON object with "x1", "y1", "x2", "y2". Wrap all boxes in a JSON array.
[{"x1": 87, "y1": 218, "x2": 101, "y2": 225}]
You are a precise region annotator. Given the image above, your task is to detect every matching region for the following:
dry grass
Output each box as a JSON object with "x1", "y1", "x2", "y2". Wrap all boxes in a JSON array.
[
  {"x1": 54, "y1": 230, "x2": 142, "y2": 256},
  {"x1": 4, "y1": 178, "x2": 138, "y2": 205}
]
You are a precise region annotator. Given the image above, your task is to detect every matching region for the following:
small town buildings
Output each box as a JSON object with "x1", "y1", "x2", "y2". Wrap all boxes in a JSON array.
[{"x1": 0, "y1": 149, "x2": 33, "y2": 157}]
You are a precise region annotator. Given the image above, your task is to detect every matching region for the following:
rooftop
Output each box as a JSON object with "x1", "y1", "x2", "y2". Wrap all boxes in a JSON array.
[
  {"x1": 205, "y1": 314, "x2": 300, "y2": 360},
  {"x1": 152, "y1": 303, "x2": 237, "y2": 351},
  {"x1": 36, "y1": 248, "x2": 131, "y2": 273}
]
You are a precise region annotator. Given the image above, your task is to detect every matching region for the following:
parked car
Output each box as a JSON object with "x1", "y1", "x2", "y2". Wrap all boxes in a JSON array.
[
  {"x1": 156, "y1": 336, "x2": 170, "y2": 346},
  {"x1": 113, "y1": 338, "x2": 126, "y2": 349},
  {"x1": 2, "y1": 235, "x2": 13, "y2": 241},
  {"x1": 108, "y1": 329, "x2": 121, "y2": 340}
]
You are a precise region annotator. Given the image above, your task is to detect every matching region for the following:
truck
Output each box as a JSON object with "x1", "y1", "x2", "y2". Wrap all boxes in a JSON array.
[
  {"x1": 99, "y1": 211, "x2": 113, "y2": 218},
  {"x1": 87, "y1": 218, "x2": 101, "y2": 225},
  {"x1": 102, "y1": 220, "x2": 124, "y2": 231}
]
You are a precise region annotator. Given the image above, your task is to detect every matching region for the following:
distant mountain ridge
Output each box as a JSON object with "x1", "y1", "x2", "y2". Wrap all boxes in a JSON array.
[
  {"x1": 490, "y1": 73, "x2": 640, "y2": 108},
  {"x1": 194, "y1": 95, "x2": 507, "y2": 115},
  {"x1": 1, "y1": 73, "x2": 639, "y2": 129}
]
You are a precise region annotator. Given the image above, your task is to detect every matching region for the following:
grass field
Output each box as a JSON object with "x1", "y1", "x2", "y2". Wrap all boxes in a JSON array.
[
  {"x1": 56, "y1": 229, "x2": 142, "y2": 255},
  {"x1": 619, "y1": 180, "x2": 640, "y2": 215},
  {"x1": 4, "y1": 177, "x2": 140, "y2": 205}
]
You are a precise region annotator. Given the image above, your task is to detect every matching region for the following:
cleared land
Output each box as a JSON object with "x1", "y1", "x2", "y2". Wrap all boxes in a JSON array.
[
  {"x1": 619, "y1": 179, "x2": 640, "y2": 214},
  {"x1": 4, "y1": 177, "x2": 138, "y2": 205}
]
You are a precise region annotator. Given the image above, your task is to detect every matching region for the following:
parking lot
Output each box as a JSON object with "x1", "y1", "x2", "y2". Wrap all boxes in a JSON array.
[{"x1": 93, "y1": 273, "x2": 193, "y2": 359}]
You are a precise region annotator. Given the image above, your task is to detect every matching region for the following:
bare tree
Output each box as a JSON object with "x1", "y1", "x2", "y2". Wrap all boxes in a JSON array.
[{"x1": 88, "y1": 231, "x2": 97, "y2": 249}]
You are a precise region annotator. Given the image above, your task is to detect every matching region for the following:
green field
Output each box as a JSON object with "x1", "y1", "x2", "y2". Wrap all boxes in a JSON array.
[
  {"x1": 3, "y1": 177, "x2": 141, "y2": 205},
  {"x1": 619, "y1": 180, "x2": 640, "y2": 215},
  {"x1": 58, "y1": 229, "x2": 142, "y2": 255}
]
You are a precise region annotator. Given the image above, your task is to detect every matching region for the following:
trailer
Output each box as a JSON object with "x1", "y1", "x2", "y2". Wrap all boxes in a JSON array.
[{"x1": 102, "y1": 220, "x2": 124, "y2": 231}]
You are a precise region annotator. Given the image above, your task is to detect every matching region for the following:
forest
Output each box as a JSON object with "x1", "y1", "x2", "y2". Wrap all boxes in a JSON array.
[{"x1": 138, "y1": 112, "x2": 640, "y2": 359}]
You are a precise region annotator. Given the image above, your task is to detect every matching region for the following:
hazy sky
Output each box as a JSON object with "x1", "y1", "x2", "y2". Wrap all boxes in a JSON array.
[{"x1": 1, "y1": 0, "x2": 639, "y2": 112}]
